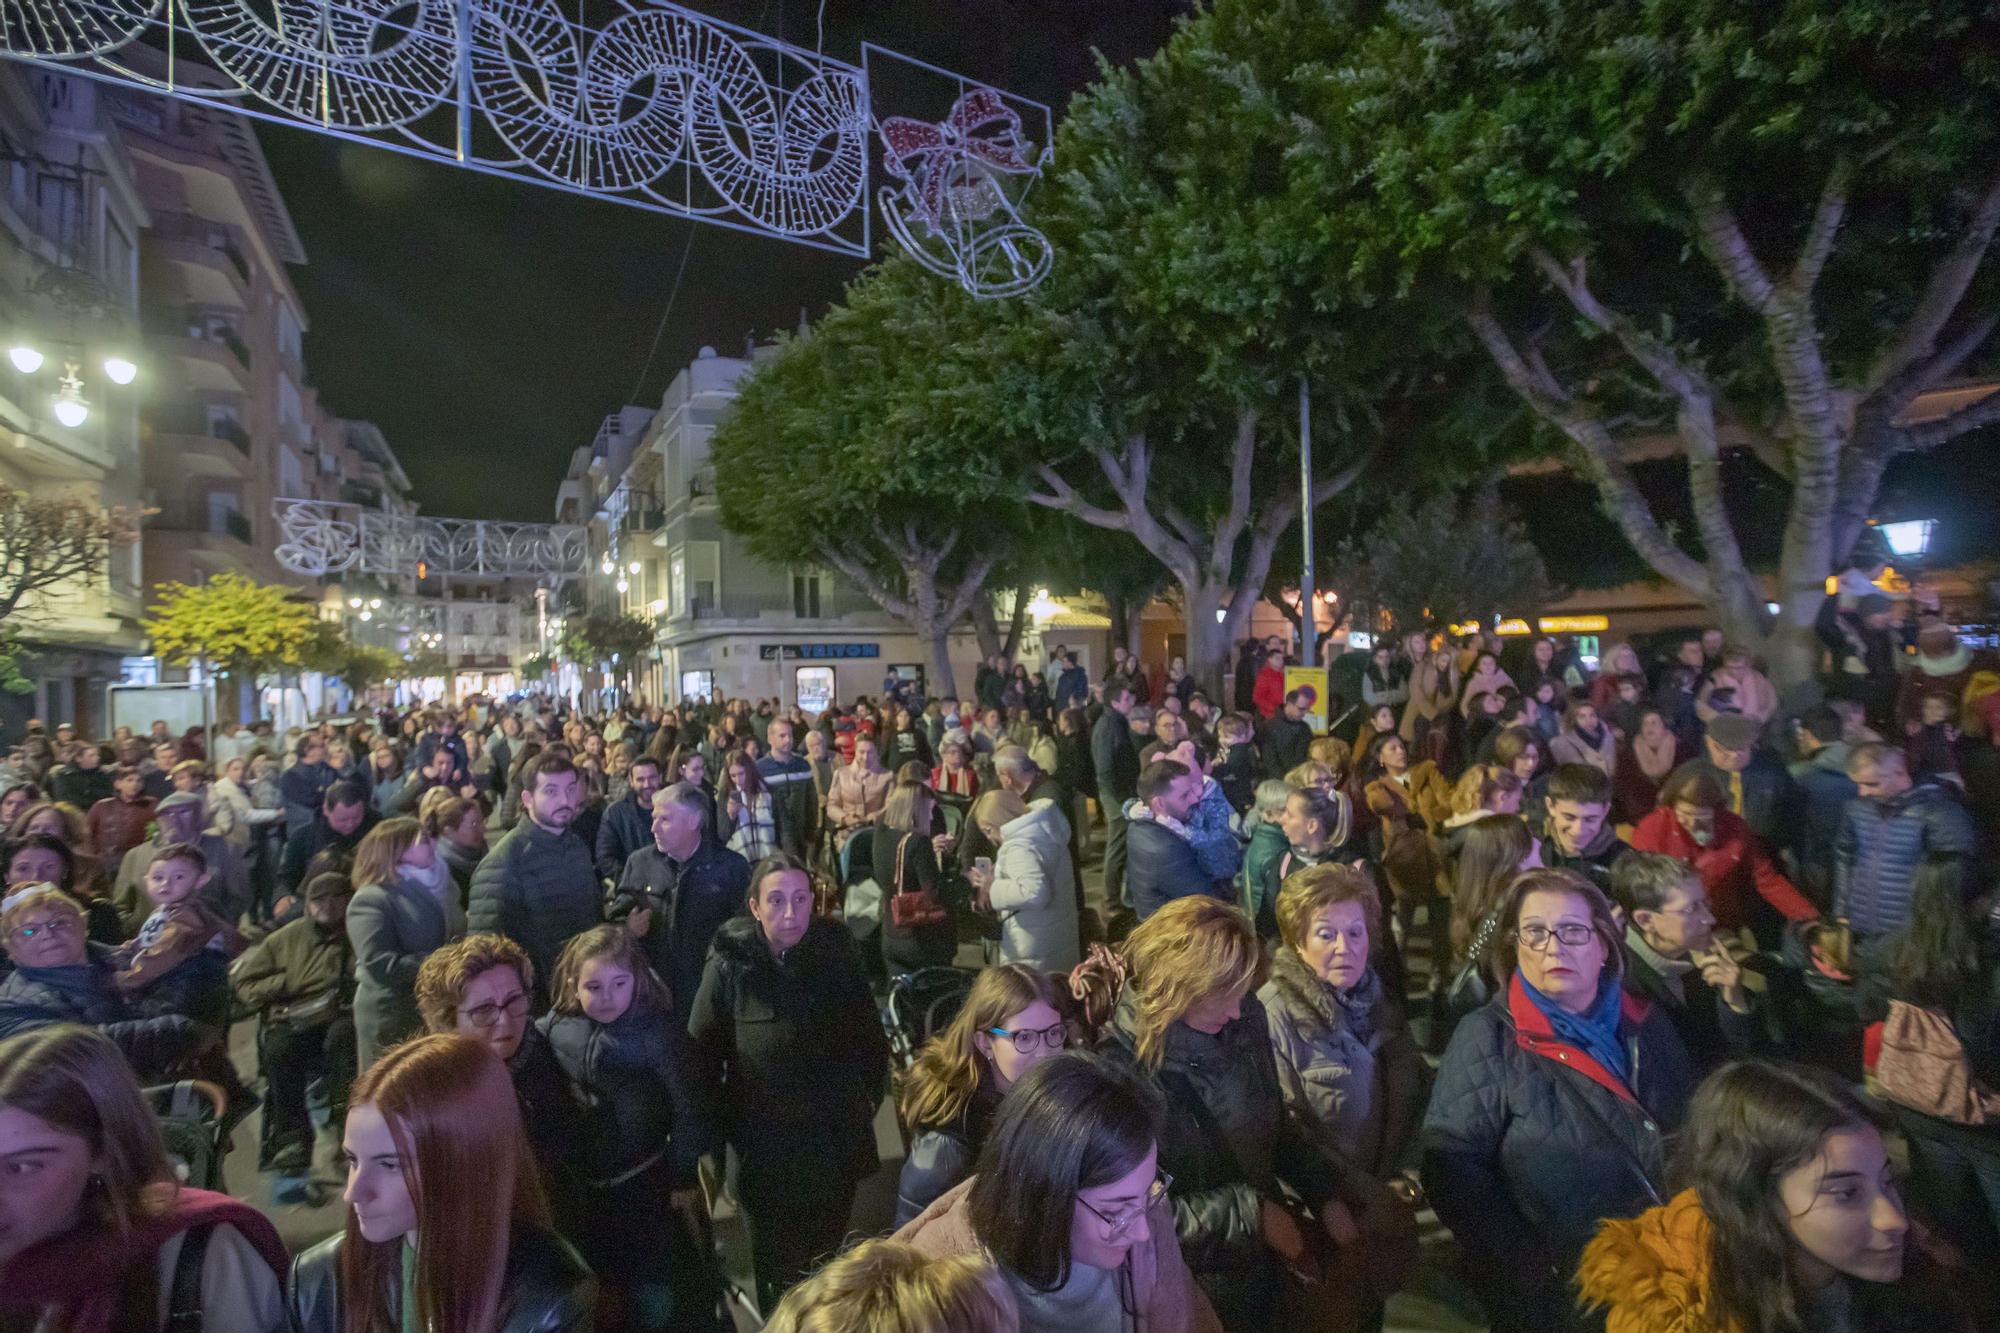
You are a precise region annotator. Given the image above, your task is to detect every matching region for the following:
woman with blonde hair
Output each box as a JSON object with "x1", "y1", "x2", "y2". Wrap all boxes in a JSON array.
[
  {"x1": 766, "y1": 1240, "x2": 1017, "y2": 1333},
  {"x1": 0, "y1": 1024, "x2": 288, "y2": 1332},
  {"x1": 347, "y1": 816, "x2": 464, "y2": 1070},
  {"x1": 1101, "y1": 897, "x2": 1342, "y2": 1330},
  {"x1": 896, "y1": 964, "x2": 1066, "y2": 1225},
  {"x1": 873, "y1": 778, "x2": 953, "y2": 970},
  {"x1": 289, "y1": 1033, "x2": 595, "y2": 1333}
]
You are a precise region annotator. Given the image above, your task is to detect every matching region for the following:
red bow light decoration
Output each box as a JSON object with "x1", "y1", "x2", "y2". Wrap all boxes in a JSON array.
[{"x1": 879, "y1": 87, "x2": 1038, "y2": 227}]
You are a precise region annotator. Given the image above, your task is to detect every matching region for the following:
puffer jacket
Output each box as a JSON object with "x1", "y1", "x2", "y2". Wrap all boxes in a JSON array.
[
  {"x1": 1126, "y1": 804, "x2": 1221, "y2": 922},
  {"x1": 1258, "y1": 947, "x2": 1427, "y2": 1193},
  {"x1": 986, "y1": 799, "x2": 1080, "y2": 973},
  {"x1": 1100, "y1": 988, "x2": 1340, "y2": 1332},
  {"x1": 896, "y1": 1178, "x2": 1224, "y2": 1333},
  {"x1": 893, "y1": 1084, "x2": 998, "y2": 1228},
  {"x1": 1238, "y1": 818, "x2": 1291, "y2": 937},
  {"x1": 1835, "y1": 781, "x2": 1980, "y2": 938},
  {"x1": 1183, "y1": 778, "x2": 1243, "y2": 886},
  {"x1": 1421, "y1": 973, "x2": 1693, "y2": 1333},
  {"x1": 537, "y1": 999, "x2": 714, "y2": 1187},
  {"x1": 467, "y1": 818, "x2": 601, "y2": 1003},
  {"x1": 686, "y1": 915, "x2": 887, "y2": 1195},
  {"x1": 0, "y1": 943, "x2": 200, "y2": 1079},
  {"x1": 289, "y1": 1225, "x2": 594, "y2": 1333}
]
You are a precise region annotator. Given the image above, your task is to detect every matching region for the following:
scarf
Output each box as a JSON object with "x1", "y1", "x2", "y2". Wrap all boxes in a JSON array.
[
  {"x1": 1521, "y1": 971, "x2": 1630, "y2": 1086},
  {"x1": 1329, "y1": 963, "x2": 1386, "y2": 1048},
  {"x1": 0, "y1": 1187, "x2": 286, "y2": 1333},
  {"x1": 1572, "y1": 722, "x2": 1608, "y2": 752},
  {"x1": 1632, "y1": 732, "x2": 1678, "y2": 781}
]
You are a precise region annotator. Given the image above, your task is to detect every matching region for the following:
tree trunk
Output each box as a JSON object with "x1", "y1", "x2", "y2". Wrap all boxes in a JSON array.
[
  {"x1": 1002, "y1": 588, "x2": 1028, "y2": 662},
  {"x1": 1180, "y1": 579, "x2": 1231, "y2": 699},
  {"x1": 925, "y1": 623, "x2": 957, "y2": 702}
]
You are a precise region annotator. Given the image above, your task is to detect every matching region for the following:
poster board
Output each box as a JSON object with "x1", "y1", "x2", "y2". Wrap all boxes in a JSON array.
[
  {"x1": 108, "y1": 682, "x2": 213, "y2": 748},
  {"x1": 1282, "y1": 666, "x2": 1332, "y2": 733}
]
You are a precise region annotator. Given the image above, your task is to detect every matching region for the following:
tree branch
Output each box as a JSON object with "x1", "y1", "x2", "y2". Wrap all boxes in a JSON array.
[
  {"x1": 1684, "y1": 175, "x2": 1780, "y2": 315},
  {"x1": 1310, "y1": 443, "x2": 1379, "y2": 506},
  {"x1": 819, "y1": 544, "x2": 918, "y2": 623},
  {"x1": 1865, "y1": 157, "x2": 2000, "y2": 395},
  {"x1": 1028, "y1": 465, "x2": 1127, "y2": 532},
  {"x1": 1531, "y1": 248, "x2": 1711, "y2": 400},
  {"x1": 1861, "y1": 310, "x2": 1999, "y2": 425},
  {"x1": 1465, "y1": 298, "x2": 1709, "y2": 595},
  {"x1": 940, "y1": 547, "x2": 1001, "y2": 626},
  {"x1": 1888, "y1": 383, "x2": 2000, "y2": 453},
  {"x1": 1788, "y1": 155, "x2": 1854, "y2": 297},
  {"x1": 1210, "y1": 408, "x2": 1259, "y2": 583}
]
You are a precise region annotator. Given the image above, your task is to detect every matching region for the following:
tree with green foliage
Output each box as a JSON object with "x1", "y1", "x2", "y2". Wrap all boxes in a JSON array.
[
  {"x1": 1015, "y1": 0, "x2": 1468, "y2": 695},
  {"x1": 520, "y1": 653, "x2": 553, "y2": 683},
  {"x1": 1334, "y1": 488, "x2": 1557, "y2": 637},
  {"x1": 0, "y1": 483, "x2": 144, "y2": 696},
  {"x1": 558, "y1": 612, "x2": 652, "y2": 670},
  {"x1": 1307, "y1": 0, "x2": 2000, "y2": 686},
  {"x1": 403, "y1": 647, "x2": 452, "y2": 680},
  {"x1": 144, "y1": 573, "x2": 319, "y2": 676},
  {"x1": 713, "y1": 257, "x2": 1026, "y2": 697}
]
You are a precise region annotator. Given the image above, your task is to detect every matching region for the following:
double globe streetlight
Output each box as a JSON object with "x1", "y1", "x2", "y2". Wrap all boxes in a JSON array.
[{"x1": 7, "y1": 340, "x2": 138, "y2": 429}]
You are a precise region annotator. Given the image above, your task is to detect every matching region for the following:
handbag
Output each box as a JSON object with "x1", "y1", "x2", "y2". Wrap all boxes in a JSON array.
[
  {"x1": 887, "y1": 833, "x2": 948, "y2": 930},
  {"x1": 1875, "y1": 998, "x2": 2000, "y2": 1126},
  {"x1": 268, "y1": 987, "x2": 342, "y2": 1033}
]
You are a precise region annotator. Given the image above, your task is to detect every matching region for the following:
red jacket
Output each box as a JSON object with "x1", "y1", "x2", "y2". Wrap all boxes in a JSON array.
[
  {"x1": 1252, "y1": 666, "x2": 1287, "y2": 720},
  {"x1": 1629, "y1": 806, "x2": 1818, "y2": 929},
  {"x1": 86, "y1": 795, "x2": 154, "y2": 859}
]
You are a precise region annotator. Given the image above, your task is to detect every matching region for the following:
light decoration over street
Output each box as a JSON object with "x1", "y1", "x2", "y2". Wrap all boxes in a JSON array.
[
  {"x1": 0, "y1": 0, "x2": 1054, "y2": 297},
  {"x1": 273, "y1": 503, "x2": 588, "y2": 579}
]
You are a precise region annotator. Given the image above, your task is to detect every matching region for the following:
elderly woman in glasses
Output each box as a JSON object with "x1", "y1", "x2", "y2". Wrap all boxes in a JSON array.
[
  {"x1": 415, "y1": 932, "x2": 572, "y2": 1213},
  {"x1": 1421, "y1": 868, "x2": 1695, "y2": 1333},
  {"x1": 896, "y1": 1051, "x2": 1221, "y2": 1333},
  {"x1": 0, "y1": 882, "x2": 199, "y2": 1080}
]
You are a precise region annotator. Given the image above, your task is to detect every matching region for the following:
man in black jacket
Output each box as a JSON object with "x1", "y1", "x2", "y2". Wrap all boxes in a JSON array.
[
  {"x1": 1258, "y1": 688, "x2": 1314, "y2": 778},
  {"x1": 1614, "y1": 851, "x2": 1764, "y2": 1075},
  {"x1": 594, "y1": 753, "x2": 663, "y2": 883},
  {"x1": 609, "y1": 781, "x2": 750, "y2": 1009},
  {"x1": 755, "y1": 718, "x2": 820, "y2": 860},
  {"x1": 1125, "y1": 758, "x2": 1214, "y2": 922},
  {"x1": 278, "y1": 783, "x2": 378, "y2": 904},
  {"x1": 467, "y1": 753, "x2": 598, "y2": 1005},
  {"x1": 1091, "y1": 682, "x2": 1141, "y2": 909},
  {"x1": 49, "y1": 742, "x2": 114, "y2": 810}
]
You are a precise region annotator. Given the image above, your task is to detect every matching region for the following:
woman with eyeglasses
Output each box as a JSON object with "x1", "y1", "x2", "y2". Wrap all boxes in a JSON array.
[
  {"x1": 896, "y1": 964, "x2": 1066, "y2": 1226},
  {"x1": 414, "y1": 934, "x2": 572, "y2": 1214},
  {"x1": 1100, "y1": 897, "x2": 1345, "y2": 1332},
  {"x1": 1422, "y1": 868, "x2": 1695, "y2": 1333},
  {"x1": 896, "y1": 1051, "x2": 1221, "y2": 1333}
]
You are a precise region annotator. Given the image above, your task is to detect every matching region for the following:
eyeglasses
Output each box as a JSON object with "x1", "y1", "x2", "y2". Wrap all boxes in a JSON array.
[
  {"x1": 462, "y1": 993, "x2": 531, "y2": 1029},
  {"x1": 1517, "y1": 922, "x2": 1597, "y2": 950},
  {"x1": 12, "y1": 916, "x2": 77, "y2": 942},
  {"x1": 988, "y1": 1023, "x2": 1066, "y2": 1054},
  {"x1": 1079, "y1": 1170, "x2": 1174, "y2": 1237}
]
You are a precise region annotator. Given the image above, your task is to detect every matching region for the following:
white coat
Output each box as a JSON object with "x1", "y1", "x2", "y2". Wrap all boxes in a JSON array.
[{"x1": 986, "y1": 799, "x2": 1079, "y2": 974}]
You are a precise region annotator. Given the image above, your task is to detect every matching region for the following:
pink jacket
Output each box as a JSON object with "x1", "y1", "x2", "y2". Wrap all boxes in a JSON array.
[{"x1": 895, "y1": 1178, "x2": 1223, "y2": 1333}]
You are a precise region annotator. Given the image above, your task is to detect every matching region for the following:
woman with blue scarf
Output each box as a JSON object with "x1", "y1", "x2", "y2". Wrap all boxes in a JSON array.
[{"x1": 1420, "y1": 868, "x2": 1695, "y2": 1333}]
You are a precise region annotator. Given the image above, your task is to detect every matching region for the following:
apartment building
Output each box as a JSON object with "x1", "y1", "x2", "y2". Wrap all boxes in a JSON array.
[
  {"x1": 580, "y1": 346, "x2": 984, "y2": 709},
  {"x1": 0, "y1": 70, "x2": 150, "y2": 734}
]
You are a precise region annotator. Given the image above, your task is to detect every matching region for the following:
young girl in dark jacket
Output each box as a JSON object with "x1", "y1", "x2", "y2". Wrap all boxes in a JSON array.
[{"x1": 538, "y1": 925, "x2": 715, "y2": 1332}]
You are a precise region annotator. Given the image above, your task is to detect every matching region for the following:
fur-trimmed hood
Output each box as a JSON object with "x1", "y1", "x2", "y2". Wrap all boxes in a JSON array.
[{"x1": 1576, "y1": 1189, "x2": 1733, "y2": 1333}]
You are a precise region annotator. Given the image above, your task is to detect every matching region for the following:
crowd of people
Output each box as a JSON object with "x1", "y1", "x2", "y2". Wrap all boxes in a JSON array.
[{"x1": 0, "y1": 581, "x2": 1996, "y2": 1332}]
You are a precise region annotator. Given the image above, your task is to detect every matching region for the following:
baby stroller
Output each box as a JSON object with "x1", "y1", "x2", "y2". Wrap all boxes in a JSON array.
[
  {"x1": 882, "y1": 967, "x2": 976, "y2": 1072},
  {"x1": 146, "y1": 1079, "x2": 231, "y2": 1191}
]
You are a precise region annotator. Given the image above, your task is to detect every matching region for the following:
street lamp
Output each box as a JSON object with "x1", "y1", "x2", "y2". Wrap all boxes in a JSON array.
[
  {"x1": 50, "y1": 363, "x2": 88, "y2": 428},
  {"x1": 7, "y1": 344, "x2": 42, "y2": 374},
  {"x1": 1878, "y1": 519, "x2": 1936, "y2": 561},
  {"x1": 101, "y1": 355, "x2": 137, "y2": 385}
]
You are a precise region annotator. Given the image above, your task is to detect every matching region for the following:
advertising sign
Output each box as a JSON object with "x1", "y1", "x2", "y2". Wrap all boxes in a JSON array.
[{"x1": 1282, "y1": 666, "x2": 1332, "y2": 733}]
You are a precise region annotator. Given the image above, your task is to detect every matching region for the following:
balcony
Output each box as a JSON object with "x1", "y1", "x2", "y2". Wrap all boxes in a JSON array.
[
  {"x1": 151, "y1": 418, "x2": 252, "y2": 478},
  {"x1": 147, "y1": 212, "x2": 251, "y2": 306},
  {"x1": 143, "y1": 310, "x2": 252, "y2": 392}
]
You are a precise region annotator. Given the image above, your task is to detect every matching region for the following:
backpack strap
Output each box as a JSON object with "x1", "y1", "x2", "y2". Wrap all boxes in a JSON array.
[{"x1": 166, "y1": 1221, "x2": 216, "y2": 1332}]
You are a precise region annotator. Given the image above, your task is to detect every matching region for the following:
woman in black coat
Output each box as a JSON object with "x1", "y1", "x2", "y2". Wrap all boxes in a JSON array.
[
  {"x1": 1422, "y1": 867, "x2": 1694, "y2": 1333},
  {"x1": 1099, "y1": 897, "x2": 1344, "y2": 1332},
  {"x1": 871, "y1": 778, "x2": 956, "y2": 971},
  {"x1": 687, "y1": 853, "x2": 889, "y2": 1312}
]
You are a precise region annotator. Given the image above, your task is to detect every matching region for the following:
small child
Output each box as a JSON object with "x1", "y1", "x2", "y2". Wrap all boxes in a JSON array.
[
  {"x1": 114, "y1": 844, "x2": 240, "y2": 983},
  {"x1": 1214, "y1": 713, "x2": 1261, "y2": 815},
  {"x1": 538, "y1": 925, "x2": 713, "y2": 1332},
  {"x1": 1906, "y1": 691, "x2": 1962, "y2": 784}
]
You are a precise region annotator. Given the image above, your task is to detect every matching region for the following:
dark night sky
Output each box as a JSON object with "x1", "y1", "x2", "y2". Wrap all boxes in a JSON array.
[{"x1": 256, "y1": 1, "x2": 1185, "y2": 521}]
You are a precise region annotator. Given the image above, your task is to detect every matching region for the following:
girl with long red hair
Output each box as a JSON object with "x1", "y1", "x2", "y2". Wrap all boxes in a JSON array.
[{"x1": 288, "y1": 1033, "x2": 595, "y2": 1333}]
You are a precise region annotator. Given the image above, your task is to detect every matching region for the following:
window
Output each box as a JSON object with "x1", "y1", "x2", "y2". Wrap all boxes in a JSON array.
[
  {"x1": 792, "y1": 571, "x2": 822, "y2": 619},
  {"x1": 795, "y1": 666, "x2": 835, "y2": 713},
  {"x1": 34, "y1": 173, "x2": 80, "y2": 257},
  {"x1": 101, "y1": 214, "x2": 135, "y2": 305},
  {"x1": 669, "y1": 551, "x2": 686, "y2": 615},
  {"x1": 679, "y1": 669, "x2": 713, "y2": 701}
]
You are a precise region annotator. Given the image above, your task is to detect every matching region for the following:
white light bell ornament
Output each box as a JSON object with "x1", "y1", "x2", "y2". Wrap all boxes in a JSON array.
[
  {"x1": 616, "y1": 577, "x2": 630, "y2": 593},
  {"x1": 52, "y1": 363, "x2": 89, "y2": 428},
  {"x1": 8, "y1": 345, "x2": 44, "y2": 374},
  {"x1": 103, "y1": 356, "x2": 138, "y2": 385},
  {"x1": 600, "y1": 557, "x2": 614, "y2": 575}
]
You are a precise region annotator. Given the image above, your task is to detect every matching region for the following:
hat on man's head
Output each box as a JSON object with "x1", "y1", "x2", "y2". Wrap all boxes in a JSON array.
[
  {"x1": 1706, "y1": 713, "x2": 1763, "y2": 752},
  {"x1": 305, "y1": 872, "x2": 351, "y2": 903}
]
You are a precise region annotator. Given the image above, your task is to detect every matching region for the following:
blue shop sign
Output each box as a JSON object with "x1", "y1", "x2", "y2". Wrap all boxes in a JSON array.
[{"x1": 759, "y1": 643, "x2": 880, "y2": 661}]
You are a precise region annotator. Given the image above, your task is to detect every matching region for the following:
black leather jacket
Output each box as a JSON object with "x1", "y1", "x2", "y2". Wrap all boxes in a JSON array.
[{"x1": 288, "y1": 1225, "x2": 594, "y2": 1333}]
